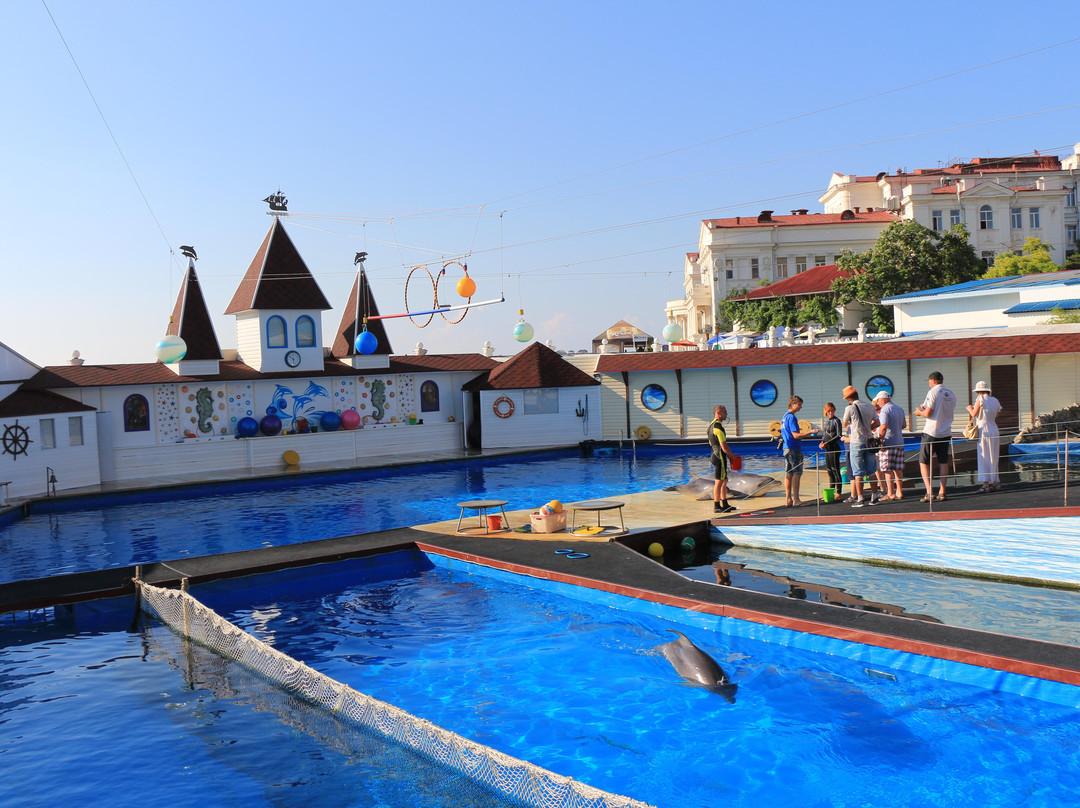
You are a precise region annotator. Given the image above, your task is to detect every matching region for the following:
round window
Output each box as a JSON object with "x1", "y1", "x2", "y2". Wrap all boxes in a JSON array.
[
  {"x1": 750, "y1": 379, "x2": 778, "y2": 407},
  {"x1": 641, "y1": 384, "x2": 667, "y2": 411},
  {"x1": 865, "y1": 375, "x2": 894, "y2": 401}
]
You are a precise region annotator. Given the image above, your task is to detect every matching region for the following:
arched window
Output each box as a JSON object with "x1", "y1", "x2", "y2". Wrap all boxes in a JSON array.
[
  {"x1": 123, "y1": 394, "x2": 150, "y2": 432},
  {"x1": 979, "y1": 205, "x2": 994, "y2": 230},
  {"x1": 296, "y1": 315, "x2": 315, "y2": 347},
  {"x1": 267, "y1": 315, "x2": 287, "y2": 348},
  {"x1": 420, "y1": 380, "x2": 440, "y2": 412}
]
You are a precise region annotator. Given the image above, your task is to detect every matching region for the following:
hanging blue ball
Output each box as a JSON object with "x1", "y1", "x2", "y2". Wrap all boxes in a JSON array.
[
  {"x1": 355, "y1": 330, "x2": 378, "y2": 355},
  {"x1": 236, "y1": 417, "x2": 259, "y2": 438}
]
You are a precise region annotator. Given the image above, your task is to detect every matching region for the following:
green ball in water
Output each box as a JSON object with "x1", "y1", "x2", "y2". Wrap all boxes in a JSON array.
[
  {"x1": 680, "y1": 537, "x2": 695, "y2": 551},
  {"x1": 648, "y1": 542, "x2": 664, "y2": 558}
]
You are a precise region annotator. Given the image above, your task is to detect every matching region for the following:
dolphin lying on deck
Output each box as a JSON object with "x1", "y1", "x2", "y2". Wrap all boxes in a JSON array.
[
  {"x1": 656, "y1": 629, "x2": 739, "y2": 703},
  {"x1": 674, "y1": 472, "x2": 778, "y2": 500}
]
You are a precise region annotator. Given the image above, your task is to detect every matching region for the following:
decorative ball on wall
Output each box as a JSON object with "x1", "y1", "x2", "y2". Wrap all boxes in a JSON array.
[
  {"x1": 340, "y1": 409, "x2": 361, "y2": 430},
  {"x1": 155, "y1": 335, "x2": 187, "y2": 364},
  {"x1": 320, "y1": 411, "x2": 342, "y2": 432},
  {"x1": 259, "y1": 414, "x2": 282, "y2": 436},
  {"x1": 355, "y1": 329, "x2": 378, "y2": 355},
  {"x1": 661, "y1": 322, "x2": 683, "y2": 343}
]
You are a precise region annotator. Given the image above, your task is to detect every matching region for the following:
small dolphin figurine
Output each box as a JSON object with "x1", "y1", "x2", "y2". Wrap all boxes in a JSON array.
[{"x1": 657, "y1": 629, "x2": 738, "y2": 703}]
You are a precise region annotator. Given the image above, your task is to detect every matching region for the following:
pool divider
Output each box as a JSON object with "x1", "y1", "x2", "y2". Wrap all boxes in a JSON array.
[{"x1": 134, "y1": 576, "x2": 655, "y2": 808}]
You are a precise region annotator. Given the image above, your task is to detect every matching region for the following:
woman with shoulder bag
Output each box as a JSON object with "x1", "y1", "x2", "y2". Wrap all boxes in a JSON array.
[{"x1": 966, "y1": 381, "x2": 1002, "y2": 492}]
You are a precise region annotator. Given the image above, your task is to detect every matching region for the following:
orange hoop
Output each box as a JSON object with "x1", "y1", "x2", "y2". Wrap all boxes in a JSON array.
[
  {"x1": 436, "y1": 260, "x2": 471, "y2": 325},
  {"x1": 404, "y1": 265, "x2": 436, "y2": 328},
  {"x1": 493, "y1": 396, "x2": 515, "y2": 418}
]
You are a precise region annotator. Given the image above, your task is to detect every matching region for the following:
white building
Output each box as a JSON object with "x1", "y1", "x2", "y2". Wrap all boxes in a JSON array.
[{"x1": 667, "y1": 143, "x2": 1080, "y2": 339}]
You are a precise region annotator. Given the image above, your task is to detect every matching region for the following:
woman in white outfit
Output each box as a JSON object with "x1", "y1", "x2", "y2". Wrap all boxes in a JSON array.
[{"x1": 966, "y1": 380, "x2": 1002, "y2": 491}]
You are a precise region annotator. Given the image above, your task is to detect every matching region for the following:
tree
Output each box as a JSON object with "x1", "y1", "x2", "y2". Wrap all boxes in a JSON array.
[
  {"x1": 718, "y1": 291, "x2": 839, "y2": 332},
  {"x1": 984, "y1": 237, "x2": 1057, "y2": 278},
  {"x1": 832, "y1": 220, "x2": 983, "y2": 332}
]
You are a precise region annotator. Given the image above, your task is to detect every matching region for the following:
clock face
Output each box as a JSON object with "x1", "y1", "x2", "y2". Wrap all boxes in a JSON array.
[{"x1": 285, "y1": 350, "x2": 301, "y2": 368}]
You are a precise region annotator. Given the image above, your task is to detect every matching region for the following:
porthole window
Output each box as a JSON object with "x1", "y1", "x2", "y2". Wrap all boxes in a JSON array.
[
  {"x1": 865, "y1": 375, "x2": 894, "y2": 401},
  {"x1": 641, "y1": 383, "x2": 667, "y2": 411},
  {"x1": 750, "y1": 379, "x2": 778, "y2": 407}
]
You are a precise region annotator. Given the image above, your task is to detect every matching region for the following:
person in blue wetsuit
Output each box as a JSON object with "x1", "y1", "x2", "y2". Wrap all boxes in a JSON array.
[
  {"x1": 708, "y1": 405, "x2": 740, "y2": 514},
  {"x1": 781, "y1": 395, "x2": 818, "y2": 507}
]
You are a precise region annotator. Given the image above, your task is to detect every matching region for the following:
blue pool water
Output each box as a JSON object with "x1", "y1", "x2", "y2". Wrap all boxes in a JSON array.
[
  {"x1": 0, "y1": 444, "x2": 781, "y2": 584},
  {"x1": 78, "y1": 553, "x2": 1080, "y2": 807}
]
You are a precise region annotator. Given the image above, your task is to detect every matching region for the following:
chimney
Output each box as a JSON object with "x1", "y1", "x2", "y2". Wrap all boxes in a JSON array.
[
  {"x1": 854, "y1": 207, "x2": 861, "y2": 214},
  {"x1": 757, "y1": 210, "x2": 774, "y2": 223}
]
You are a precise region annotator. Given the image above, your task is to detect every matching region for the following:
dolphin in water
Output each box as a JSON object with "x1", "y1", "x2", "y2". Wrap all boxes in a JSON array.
[{"x1": 657, "y1": 629, "x2": 738, "y2": 703}]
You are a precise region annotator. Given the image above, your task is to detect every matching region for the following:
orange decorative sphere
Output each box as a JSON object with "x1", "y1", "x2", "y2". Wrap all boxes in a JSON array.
[{"x1": 456, "y1": 276, "x2": 476, "y2": 298}]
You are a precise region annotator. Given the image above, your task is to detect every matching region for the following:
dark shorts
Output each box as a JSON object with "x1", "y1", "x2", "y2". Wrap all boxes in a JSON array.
[
  {"x1": 920, "y1": 433, "x2": 951, "y2": 465},
  {"x1": 878, "y1": 445, "x2": 905, "y2": 472},
  {"x1": 784, "y1": 448, "x2": 804, "y2": 475},
  {"x1": 712, "y1": 454, "x2": 728, "y2": 481}
]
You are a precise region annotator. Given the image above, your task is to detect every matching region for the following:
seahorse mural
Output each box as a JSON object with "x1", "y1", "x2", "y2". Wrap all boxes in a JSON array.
[
  {"x1": 370, "y1": 379, "x2": 386, "y2": 421},
  {"x1": 196, "y1": 388, "x2": 214, "y2": 433}
]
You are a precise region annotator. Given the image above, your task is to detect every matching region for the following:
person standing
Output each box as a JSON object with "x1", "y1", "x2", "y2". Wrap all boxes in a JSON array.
[
  {"x1": 781, "y1": 395, "x2": 817, "y2": 507},
  {"x1": 819, "y1": 402, "x2": 844, "y2": 501},
  {"x1": 874, "y1": 390, "x2": 906, "y2": 501},
  {"x1": 967, "y1": 381, "x2": 1002, "y2": 492},
  {"x1": 708, "y1": 405, "x2": 740, "y2": 513},
  {"x1": 913, "y1": 371, "x2": 957, "y2": 502},
  {"x1": 841, "y1": 385, "x2": 880, "y2": 507}
]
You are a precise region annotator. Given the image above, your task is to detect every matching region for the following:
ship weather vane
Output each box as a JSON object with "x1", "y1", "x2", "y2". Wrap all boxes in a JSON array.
[{"x1": 264, "y1": 189, "x2": 288, "y2": 215}]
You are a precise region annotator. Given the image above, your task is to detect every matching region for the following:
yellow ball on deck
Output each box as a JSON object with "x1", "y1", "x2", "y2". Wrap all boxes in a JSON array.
[{"x1": 648, "y1": 542, "x2": 664, "y2": 558}]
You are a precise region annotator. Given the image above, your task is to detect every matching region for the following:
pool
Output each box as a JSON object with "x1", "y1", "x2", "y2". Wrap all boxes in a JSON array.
[
  {"x1": 23, "y1": 549, "x2": 1076, "y2": 808},
  {"x1": 0, "y1": 444, "x2": 783, "y2": 584}
]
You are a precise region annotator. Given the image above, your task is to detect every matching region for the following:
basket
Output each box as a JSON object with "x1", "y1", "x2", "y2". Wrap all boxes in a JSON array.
[{"x1": 529, "y1": 510, "x2": 567, "y2": 533}]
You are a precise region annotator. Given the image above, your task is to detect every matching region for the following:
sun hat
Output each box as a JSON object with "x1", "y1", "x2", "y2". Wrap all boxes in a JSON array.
[
  {"x1": 841, "y1": 385, "x2": 857, "y2": 399},
  {"x1": 872, "y1": 390, "x2": 890, "y2": 402},
  {"x1": 973, "y1": 380, "x2": 991, "y2": 394}
]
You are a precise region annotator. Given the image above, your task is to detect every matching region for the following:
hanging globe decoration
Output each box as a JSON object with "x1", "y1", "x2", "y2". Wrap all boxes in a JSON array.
[
  {"x1": 662, "y1": 322, "x2": 684, "y2": 343},
  {"x1": 154, "y1": 334, "x2": 187, "y2": 364},
  {"x1": 456, "y1": 273, "x2": 476, "y2": 298},
  {"x1": 355, "y1": 329, "x2": 378, "y2": 355},
  {"x1": 513, "y1": 309, "x2": 534, "y2": 343}
]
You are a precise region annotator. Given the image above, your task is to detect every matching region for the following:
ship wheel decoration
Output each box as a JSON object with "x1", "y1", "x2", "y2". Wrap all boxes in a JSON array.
[{"x1": 1, "y1": 421, "x2": 32, "y2": 460}]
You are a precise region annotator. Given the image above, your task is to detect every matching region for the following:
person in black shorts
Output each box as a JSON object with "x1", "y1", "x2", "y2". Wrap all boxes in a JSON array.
[{"x1": 708, "y1": 405, "x2": 740, "y2": 513}]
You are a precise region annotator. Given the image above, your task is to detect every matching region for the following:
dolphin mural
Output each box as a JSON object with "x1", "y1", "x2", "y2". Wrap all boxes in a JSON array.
[{"x1": 656, "y1": 629, "x2": 738, "y2": 703}]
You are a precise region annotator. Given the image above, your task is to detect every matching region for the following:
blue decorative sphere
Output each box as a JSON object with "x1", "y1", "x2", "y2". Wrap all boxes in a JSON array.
[
  {"x1": 259, "y1": 414, "x2": 282, "y2": 436},
  {"x1": 154, "y1": 334, "x2": 187, "y2": 364},
  {"x1": 320, "y1": 411, "x2": 342, "y2": 432},
  {"x1": 236, "y1": 416, "x2": 259, "y2": 437},
  {"x1": 512, "y1": 321, "x2": 534, "y2": 343},
  {"x1": 266, "y1": 406, "x2": 277, "y2": 415},
  {"x1": 355, "y1": 330, "x2": 378, "y2": 355}
]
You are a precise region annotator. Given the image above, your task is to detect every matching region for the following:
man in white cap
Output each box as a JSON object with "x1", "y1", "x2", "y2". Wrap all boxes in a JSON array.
[{"x1": 873, "y1": 390, "x2": 906, "y2": 500}]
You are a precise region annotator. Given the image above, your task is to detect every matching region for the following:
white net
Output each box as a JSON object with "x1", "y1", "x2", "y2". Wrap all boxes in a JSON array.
[{"x1": 136, "y1": 580, "x2": 654, "y2": 808}]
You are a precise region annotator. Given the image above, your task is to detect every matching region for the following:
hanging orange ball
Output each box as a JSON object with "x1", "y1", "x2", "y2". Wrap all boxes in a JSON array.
[{"x1": 456, "y1": 275, "x2": 476, "y2": 298}]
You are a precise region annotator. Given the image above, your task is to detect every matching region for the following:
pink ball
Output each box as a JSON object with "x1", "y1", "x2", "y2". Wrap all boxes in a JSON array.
[{"x1": 340, "y1": 409, "x2": 361, "y2": 430}]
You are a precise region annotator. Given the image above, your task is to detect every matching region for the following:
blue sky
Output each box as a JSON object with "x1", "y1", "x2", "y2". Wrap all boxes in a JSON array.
[{"x1": 3, "y1": 1, "x2": 1079, "y2": 365}]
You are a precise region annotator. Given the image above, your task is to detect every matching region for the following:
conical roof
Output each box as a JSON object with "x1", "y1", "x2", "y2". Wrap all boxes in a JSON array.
[
  {"x1": 166, "y1": 260, "x2": 222, "y2": 360},
  {"x1": 462, "y1": 342, "x2": 599, "y2": 391},
  {"x1": 332, "y1": 268, "x2": 393, "y2": 356},
  {"x1": 225, "y1": 218, "x2": 331, "y2": 313}
]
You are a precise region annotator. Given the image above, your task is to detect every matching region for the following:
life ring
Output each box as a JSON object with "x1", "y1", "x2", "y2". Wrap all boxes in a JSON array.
[
  {"x1": 635, "y1": 425, "x2": 651, "y2": 440},
  {"x1": 493, "y1": 396, "x2": 515, "y2": 418},
  {"x1": 768, "y1": 420, "x2": 783, "y2": 438}
]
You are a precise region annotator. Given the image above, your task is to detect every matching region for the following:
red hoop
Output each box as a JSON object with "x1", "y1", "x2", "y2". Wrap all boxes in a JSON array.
[
  {"x1": 436, "y1": 260, "x2": 471, "y2": 325},
  {"x1": 493, "y1": 396, "x2": 515, "y2": 418},
  {"x1": 404, "y1": 266, "x2": 436, "y2": 328}
]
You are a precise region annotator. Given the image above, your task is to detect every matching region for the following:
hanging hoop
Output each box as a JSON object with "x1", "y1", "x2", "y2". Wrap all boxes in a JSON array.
[
  {"x1": 493, "y1": 396, "x2": 515, "y2": 418},
  {"x1": 436, "y1": 260, "x2": 471, "y2": 324},
  {"x1": 404, "y1": 266, "x2": 436, "y2": 328}
]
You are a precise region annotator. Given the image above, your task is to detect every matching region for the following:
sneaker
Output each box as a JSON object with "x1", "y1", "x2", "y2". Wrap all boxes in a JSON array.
[
  {"x1": 851, "y1": 499, "x2": 866, "y2": 508},
  {"x1": 720, "y1": 503, "x2": 737, "y2": 513},
  {"x1": 843, "y1": 496, "x2": 857, "y2": 504},
  {"x1": 868, "y1": 495, "x2": 880, "y2": 506}
]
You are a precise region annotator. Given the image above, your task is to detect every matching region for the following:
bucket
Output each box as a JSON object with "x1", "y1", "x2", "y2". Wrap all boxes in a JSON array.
[
  {"x1": 730, "y1": 455, "x2": 743, "y2": 471},
  {"x1": 486, "y1": 514, "x2": 503, "y2": 531},
  {"x1": 409, "y1": 415, "x2": 417, "y2": 425},
  {"x1": 822, "y1": 487, "x2": 836, "y2": 503}
]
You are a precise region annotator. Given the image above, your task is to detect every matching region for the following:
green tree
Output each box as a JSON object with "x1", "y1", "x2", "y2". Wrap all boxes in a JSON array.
[
  {"x1": 832, "y1": 220, "x2": 983, "y2": 332},
  {"x1": 718, "y1": 292, "x2": 839, "y2": 332},
  {"x1": 1045, "y1": 306, "x2": 1080, "y2": 324},
  {"x1": 984, "y1": 237, "x2": 1057, "y2": 278}
]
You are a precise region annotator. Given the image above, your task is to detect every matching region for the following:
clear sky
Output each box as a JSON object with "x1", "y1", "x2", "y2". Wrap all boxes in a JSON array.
[{"x1": 3, "y1": 1, "x2": 1079, "y2": 366}]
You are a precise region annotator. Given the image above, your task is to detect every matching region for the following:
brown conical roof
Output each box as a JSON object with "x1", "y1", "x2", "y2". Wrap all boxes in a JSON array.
[
  {"x1": 166, "y1": 261, "x2": 222, "y2": 360},
  {"x1": 225, "y1": 218, "x2": 331, "y2": 314},
  {"x1": 462, "y1": 342, "x2": 599, "y2": 391},
  {"x1": 331, "y1": 267, "x2": 392, "y2": 356}
]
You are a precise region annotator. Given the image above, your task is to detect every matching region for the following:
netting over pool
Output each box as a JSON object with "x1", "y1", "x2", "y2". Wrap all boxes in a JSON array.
[{"x1": 136, "y1": 578, "x2": 653, "y2": 808}]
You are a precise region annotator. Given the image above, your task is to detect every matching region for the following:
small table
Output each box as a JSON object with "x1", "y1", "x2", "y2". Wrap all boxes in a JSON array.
[
  {"x1": 567, "y1": 499, "x2": 627, "y2": 536},
  {"x1": 455, "y1": 499, "x2": 511, "y2": 535}
]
